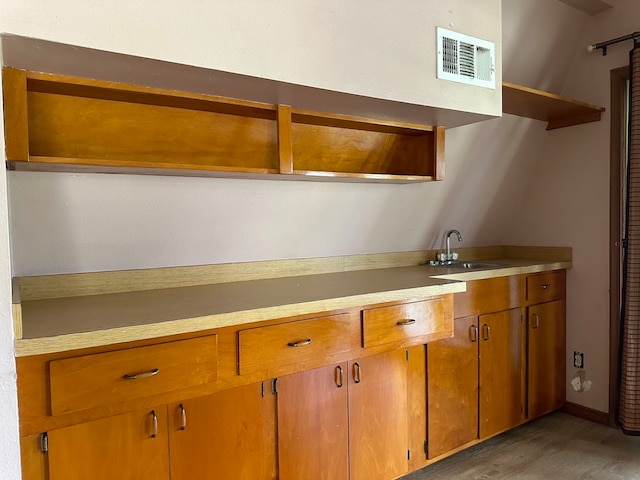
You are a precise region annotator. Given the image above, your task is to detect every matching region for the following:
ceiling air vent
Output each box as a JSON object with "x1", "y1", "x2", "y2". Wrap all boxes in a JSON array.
[{"x1": 436, "y1": 27, "x2": 495, "y2": 89}]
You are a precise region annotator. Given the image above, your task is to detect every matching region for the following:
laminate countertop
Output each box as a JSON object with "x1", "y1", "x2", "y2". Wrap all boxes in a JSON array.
[{"x1": 13, "y1": 255, "x2": 571, "y2": 357}]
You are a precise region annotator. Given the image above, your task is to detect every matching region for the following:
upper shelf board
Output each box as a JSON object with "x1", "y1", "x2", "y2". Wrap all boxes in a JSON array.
[{"x1": 502, "y1": 81, "x2": 605, "y2": 130}]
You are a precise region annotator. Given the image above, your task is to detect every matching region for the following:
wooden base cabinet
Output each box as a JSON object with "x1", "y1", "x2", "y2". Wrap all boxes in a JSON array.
[
  {"x1": 427, "y1": 308, "x2": 524, "y2": 458},
  {"x1": 44, "y1": 382, "x2": 277, "y2": 480},
  {"x1": 277, "y1": 349, "x2": 412, "y2": 480},
  {"x1": 527, "y1": 299, "x2": 566, "y2": 419},
  {"x1": 47, "y1": 407, "x2": 170, "y2": 480},
  {"x1": 168, "y1": 382, "x2": 277, "y2": 480}
]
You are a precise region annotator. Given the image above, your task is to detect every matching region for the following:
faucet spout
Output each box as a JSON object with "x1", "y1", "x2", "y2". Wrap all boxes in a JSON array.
[{"x1": 445, "y1": 229, "x2": 463, "y2": 260}]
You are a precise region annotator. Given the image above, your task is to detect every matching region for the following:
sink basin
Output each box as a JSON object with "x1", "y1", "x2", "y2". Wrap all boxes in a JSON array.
[
  {"x1": 457, "y1": 262, "x2": 502, "y2": 270},
  {"x1": 427, "y1": 260, "x2": 502, "y2": 270}
]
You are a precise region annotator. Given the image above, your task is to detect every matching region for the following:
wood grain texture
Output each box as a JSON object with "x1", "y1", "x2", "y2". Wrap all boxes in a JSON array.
[
  {"x1": 528, "y1": 300, "x2": 565, "y2": 419},
  {"x1": 47, "y1": 407, "x2": 170, "y2": 480},
  {"x1": 433, "y1": 125, "x2": 445, "y2": 181},
  {"x1": 479, "y1": 308, "x2": 524, "y2": 439},
  {"x1": 277, "y1": 104, "x2": 294, "y2": 174},
  {"x1": 502, "y1": 81, "x2": 604, "y2": 129},
  {"x1": 1, "y1": 67, "x2": 29, "y2": 161},
  {"x1": 169, "y1": 383, "x2": 277, "y2": 480},
  {"x1": 349, "y1": 350, "x2": 408, "y2": 480},
  {"x1": 277, "y1": 363, "x2": 349, "y2": 480},
  {"x1": 49, "y1": 335, "x2": 218, "y2": 415},
  {"x1": 454, "y1": 275, "x2": 526, "y2": 318},
  {"x1": 238, "y1": 314, "x2": 352, "y2": 376},
  {"x1": 526, "y1": 269, "x2": 566, "y2": 304},
  {"x1": 20, "y1": 434, "x2": 47, "y2": 480},
  {"x1": 407, "y1": 345, "x2": 428, "y2": 472},
  {"x1": 427, "y1": 315, "x2": 479, "y2": 459},
  {"x1": 362, "y1": 297, "x2": 452, "y2": 348}
]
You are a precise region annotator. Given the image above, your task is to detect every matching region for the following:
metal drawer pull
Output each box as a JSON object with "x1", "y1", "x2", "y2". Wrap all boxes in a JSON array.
[
  {"x1": 532, "y1": 313, "x2": 540, "y2": 329},
  {"x1": 179, "y1": 403, "x2": 187, "y2": 430},
  {"x1": 482, "y1": 324, "x2": 491, "y2": 341},
  {"x1": 287, "y1": 339, "x2": 312, "y2": 347},
  {"x1": 150, "y1": 410, "x2": 158, "y2": 438},
  {"x1": 396, "y1": 319, "x2": 416, "y2": 326},
  {"x1": 123, "y1": 368, "x2": 159, "y2": 380},
  {"x1": 541, "y1": 284, "x2": 551, "y2": 289},
  {"x1": 353, "y1": 362, "x2": 361, "y2": 384},
  {"x1": 469, "y1": 324, "x2": 478, "y2": 342},
  {"x1": 335, "y1": 365, "x2": 344, "y2": 388}
]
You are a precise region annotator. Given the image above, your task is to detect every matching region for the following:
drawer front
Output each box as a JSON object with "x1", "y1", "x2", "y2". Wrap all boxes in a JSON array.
[
  {"x1": 527, "y1": 270, "x2": 565, "y2": 304},
  {"x1": 454, "y1": 276, "x2": 526, "y2": 318},
  {"x1": 362, "y1": 296, "x2": 453, "y2": 348},
  {"x1": 50, "y1": 335, "x2": 218, "y2": 415},
  {"x1": 238, "y1": 314, "x2": 352, "y2": 377}
]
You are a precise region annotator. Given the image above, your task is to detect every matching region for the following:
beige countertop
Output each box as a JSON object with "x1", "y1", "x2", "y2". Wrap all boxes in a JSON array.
[{"x1": 12, "y1": 248, "x2": 572, "y2": 357}]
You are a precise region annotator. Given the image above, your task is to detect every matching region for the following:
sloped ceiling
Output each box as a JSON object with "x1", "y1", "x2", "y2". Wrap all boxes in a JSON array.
[{"x1": 557, "y1": 0, "x2": 612, "y2": 15}]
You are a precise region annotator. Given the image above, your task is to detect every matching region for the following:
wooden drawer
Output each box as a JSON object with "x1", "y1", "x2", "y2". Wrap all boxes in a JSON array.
[
  {"x1": 49, "y1": 335, "x2": 218, "y2": 415},
  {"x1": 361, "y1": 296, "x2": 453, "y2": 348},
  {"x1": 454, "y1": 276, "x2": 526, "y2": 318},
  {"x1": 526, "y1": 270, "x2": 565, "y2": 305},
  {"x1": 238, "y1": 314, "x2": 352, "y2": 377}
]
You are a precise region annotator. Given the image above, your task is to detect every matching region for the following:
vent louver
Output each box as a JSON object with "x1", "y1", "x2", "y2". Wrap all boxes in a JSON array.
[{"x1": 437, "y1": 27, "x2": 495, "y2": 89}]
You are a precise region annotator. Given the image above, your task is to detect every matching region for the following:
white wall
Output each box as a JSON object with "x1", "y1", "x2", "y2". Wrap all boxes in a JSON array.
[{"x1": 505, "y1": 0, "x2": 639, "y2": 413}]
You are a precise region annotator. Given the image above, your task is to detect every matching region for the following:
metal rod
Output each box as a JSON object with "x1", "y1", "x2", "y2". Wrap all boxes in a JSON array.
[{"x1": 588, "y1": 32, "x2": 640, "y2": 56}]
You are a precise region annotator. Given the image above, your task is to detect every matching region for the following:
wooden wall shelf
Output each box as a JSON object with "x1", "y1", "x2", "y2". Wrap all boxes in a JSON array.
[
  {"x1": 2, "y1": 68, "x2": 444, "y2": 184},
  {"x1": 502, "y1": 82, "x2": 605, "y2": 130}
]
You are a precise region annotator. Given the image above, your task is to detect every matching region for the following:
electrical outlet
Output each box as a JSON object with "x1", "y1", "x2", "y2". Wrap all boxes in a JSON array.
[{"x1": 574, "y1": 351, "x2": 584, "y2": 369}]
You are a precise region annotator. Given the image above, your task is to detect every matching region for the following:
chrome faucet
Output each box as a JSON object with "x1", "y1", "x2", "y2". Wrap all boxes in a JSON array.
[{"x1": 445, "y1": 229, "x2": 463, "y2": 262}]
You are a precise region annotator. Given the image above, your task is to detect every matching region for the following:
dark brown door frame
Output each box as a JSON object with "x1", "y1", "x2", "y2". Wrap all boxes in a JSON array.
[{"x1": 610, "y1": 66, "x2": 629, "y2": 427}]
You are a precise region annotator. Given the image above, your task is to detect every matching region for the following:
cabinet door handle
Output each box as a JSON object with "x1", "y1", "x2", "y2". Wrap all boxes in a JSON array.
[
  {"x1": 150, "y1": 410, "x2": 158, "y2": 438},
  {"x1": 353, "y1": 362, "x2": 361, "y2": 384},
  {"x1": 179, "y1": 403, "x2": 187, "y2": 430},
  {"x1": 123, "y1": 368, "x2": 159, "y2": 380},
  {"x1": 532, "y1": 313, "x2": 540, "y2": 329},
  {"x1": 482, "y1": 324, "x2": 491, "y2": 341},
  {"x1": 469, "y1": 324, "x2": 478, "y2": 342},
  {"x1": 287, "y1": 338, "x2": 312, "y2": 347},
  {"x1": 396, "y1": 319, "x2": 416, "y2": 326},
  {"x1": 335, "y1": 365, "x2": 344, "y2": 388},
  {"x1": 541, "y1": 284, "x2": 551, "y2": 289}
]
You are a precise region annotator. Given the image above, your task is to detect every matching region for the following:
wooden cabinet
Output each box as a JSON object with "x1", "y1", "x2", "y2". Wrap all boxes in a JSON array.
[
  {"x1": 168, "y1": 382, "x2": 277, "y2": 480},
  {"x1": 427, "y1": 276, "x2": 526, "y2": 459},
  {"x1": 479, "y1": 308, "x2": 525, "y2": 438},
  {"x1": 427, "y1": 308, "x2": 524, "y2": 458},
  {"x1": 47, "y1": 407, "x2": 170, "y2": 480},
  {"x1": 526, "y1": 270, "x2": 566, "y2": 419},
  {"x1": 277, "y1": 349, "x2": 411, "y2": 480},
  {"x1": 3, "y1": 68, "x2": 444, "y2": 183},
  {"x1": 426, "y1": 315, "x2": 478, "y2": 458}
]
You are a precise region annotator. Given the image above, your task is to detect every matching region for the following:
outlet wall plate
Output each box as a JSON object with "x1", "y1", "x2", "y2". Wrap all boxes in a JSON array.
[{"x1": 573, "y1": 351, "x2": 584, "y2": 369}]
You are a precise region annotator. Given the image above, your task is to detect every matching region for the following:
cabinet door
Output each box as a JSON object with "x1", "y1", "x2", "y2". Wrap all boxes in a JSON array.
[
  {"x1": 277, "y1": 363, "x2": 349, "y2": 480},
  {"x1": 48, "y1": 407, "x2": 170, "y2": 480},
  {"x1": 349, "y1": 349, "x2": 408, "y2": 480},
  {"x1": 427, "y1": 315, "x2": 479, "y2": 458},
  {"x1": 528, "y1": 300, "x2": 566, "y2": 418},
  {"x1": 479, "y1": 308, "x2": 524, "y2": 439},
  {"x1": 169, "y1": 382, "x2": 277, "y2": 480}
]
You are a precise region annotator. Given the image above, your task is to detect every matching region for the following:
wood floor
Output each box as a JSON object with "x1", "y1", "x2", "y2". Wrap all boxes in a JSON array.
[{"x1": 404, "y1": 412, "x2": 640, "y2": 479}]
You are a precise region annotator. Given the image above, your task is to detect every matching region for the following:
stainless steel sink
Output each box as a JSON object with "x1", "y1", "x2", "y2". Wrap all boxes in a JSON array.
[
  {"x1": 427, "y1": 260, "x2": 502, "y2": 270},
  {"x1": 458, "y1": 262, "x2": 502, "y2": 270}
]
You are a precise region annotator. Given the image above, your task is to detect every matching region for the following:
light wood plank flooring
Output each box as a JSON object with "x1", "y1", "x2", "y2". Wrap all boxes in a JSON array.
[{"x1": 404, "y1": 412, "x2": 640, "y2": 479}]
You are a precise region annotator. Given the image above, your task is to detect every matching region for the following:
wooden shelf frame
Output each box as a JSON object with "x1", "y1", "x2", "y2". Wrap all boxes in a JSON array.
[
  {"x1": 2, "y1": 68, "x2": 445, "y2": 183},
  {"x1": 502, "y1": 81, "x2": 605, "y2": 130}
]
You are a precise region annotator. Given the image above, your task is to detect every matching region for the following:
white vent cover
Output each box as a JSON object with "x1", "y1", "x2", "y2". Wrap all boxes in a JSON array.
[{"x1": 436, "y1": 27, "x2": 495, "y2": 89}]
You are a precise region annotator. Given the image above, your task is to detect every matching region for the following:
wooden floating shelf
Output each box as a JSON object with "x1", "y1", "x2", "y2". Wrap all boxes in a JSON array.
[
  {"x1": 502, "y1": 81, "x2": 605, "y2": 130},
  {"x1": 2, "y1": 68, "x2": 445, "y2": 184}
]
